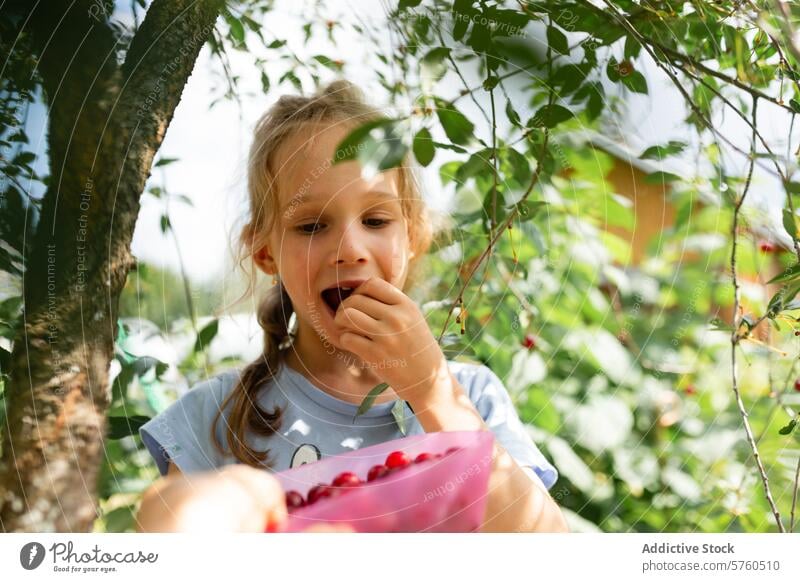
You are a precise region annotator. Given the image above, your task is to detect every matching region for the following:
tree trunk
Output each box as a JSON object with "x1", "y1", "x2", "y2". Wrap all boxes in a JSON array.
[{"x1": 0, "y1": 0, "x2": 223, "y2": 532}]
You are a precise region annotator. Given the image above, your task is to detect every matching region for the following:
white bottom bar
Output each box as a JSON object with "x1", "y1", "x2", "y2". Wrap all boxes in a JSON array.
[{"x1": 1, "y1": 533, "x2": 798, "y2": 582}]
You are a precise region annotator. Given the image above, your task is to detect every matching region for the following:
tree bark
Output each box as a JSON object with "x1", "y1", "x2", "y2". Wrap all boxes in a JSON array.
[{"x1": 0, "y1": 0, "x2": 223, "y2": 532}]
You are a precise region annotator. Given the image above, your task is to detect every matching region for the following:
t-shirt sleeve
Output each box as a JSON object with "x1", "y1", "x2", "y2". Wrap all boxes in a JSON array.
[
  {"x1": 458, "y1": 363, "x2": 559, "y2": 490},
  {"x1": 138, "y1": 375, "x2": 234, "y2": 477}
]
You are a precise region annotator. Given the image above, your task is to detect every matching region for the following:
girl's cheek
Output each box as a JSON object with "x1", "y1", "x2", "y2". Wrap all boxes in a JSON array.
[{"x1": 388, "y1": 241, "x2": 410, "y2": 286}]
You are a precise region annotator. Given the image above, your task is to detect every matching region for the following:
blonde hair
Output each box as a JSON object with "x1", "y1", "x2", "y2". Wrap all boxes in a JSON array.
[{"x1": 212, "y1": 80, "x2": 437, "y2": 468}]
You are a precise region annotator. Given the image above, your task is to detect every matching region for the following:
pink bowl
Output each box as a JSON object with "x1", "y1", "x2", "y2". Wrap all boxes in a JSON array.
[{"x1": 271, "y1": 431, "x2": 495, "y2": 532}]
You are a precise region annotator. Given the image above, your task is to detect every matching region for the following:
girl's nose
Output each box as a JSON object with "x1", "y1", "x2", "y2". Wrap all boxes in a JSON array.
[{"x1": 335, "y1": 222, "x2": 369, "y2": 265}]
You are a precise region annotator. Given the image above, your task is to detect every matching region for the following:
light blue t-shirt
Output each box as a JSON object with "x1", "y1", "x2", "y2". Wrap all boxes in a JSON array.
[{"x1": 138, "y1": 359, "x2": 558, "y2": 489}]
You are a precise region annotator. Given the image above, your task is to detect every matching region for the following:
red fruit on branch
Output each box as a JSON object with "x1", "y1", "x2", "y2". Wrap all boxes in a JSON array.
[
  {"x1": 794, "y1": 379, "x2": 800, "y2": 392},
  {"x1": 522, "y1": 334, "x2": 537, "y2": 350},
  {"x1": 367, "y1": 464, "x2": 390, "y2": 482},
  {"x1": 759, "y1": 240, "x2": 776, "y2": 253},
  {"x1": 684, "y1": 384, "x2": 697, "y2": 396},
  {"x1": 285, "y1": 490, "x2": 305, "y2": 510},
  {"x1": 616, "y1": 60, "x2": 634, "y2": 77},
  {"x1": 385, "y1": 451, "x2": 411, "y2": 469}
]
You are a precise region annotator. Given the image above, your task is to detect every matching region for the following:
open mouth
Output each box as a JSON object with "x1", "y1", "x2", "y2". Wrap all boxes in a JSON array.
[{"x1": 321, "y1": 286, "x2": 357, "y2": 315}]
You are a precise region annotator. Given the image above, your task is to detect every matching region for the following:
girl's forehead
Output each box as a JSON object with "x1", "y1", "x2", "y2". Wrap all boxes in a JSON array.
[{"x1": 275, "y1": 123, "x2": 401, "y2": 208}]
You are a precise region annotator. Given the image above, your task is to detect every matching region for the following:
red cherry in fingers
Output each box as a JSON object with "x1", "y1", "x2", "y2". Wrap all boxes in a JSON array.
[
  {"x1": 367, "y1": 464, "x2": 390, "y2": 482},
  {"x1": 332, "y1": 471, "x2": 361, "y2": 487},
  {"x1": 414, "y1": 452, "x2": 438, "y2": 463},
  {"x1": 285, "y1": 490, "x2": 305, "y2": 509},
  {"x1": 385, "y1": 451, "x2": 412, "y2": 469}
]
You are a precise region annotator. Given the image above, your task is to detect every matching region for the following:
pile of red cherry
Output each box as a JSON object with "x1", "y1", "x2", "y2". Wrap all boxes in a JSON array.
[{"x1": 284, "y1": 447, "x2": 461, "y2": 510}]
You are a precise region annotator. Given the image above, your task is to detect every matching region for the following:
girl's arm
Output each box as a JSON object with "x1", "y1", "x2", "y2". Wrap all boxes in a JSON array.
[{"x1": 409, "y1": 364, "x2": 569, "y2": 533}]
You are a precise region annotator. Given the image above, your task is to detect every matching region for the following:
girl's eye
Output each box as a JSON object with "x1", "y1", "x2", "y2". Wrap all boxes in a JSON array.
[
  {"x1": 297, "y1": 222, "x2": 323, "y2": 234},
  {"x1": 364, "y1": 218, "x2": 392, "y2": 228},
  {"x1": 296, "y1": 218, "x2": 392, "y2": 235}
]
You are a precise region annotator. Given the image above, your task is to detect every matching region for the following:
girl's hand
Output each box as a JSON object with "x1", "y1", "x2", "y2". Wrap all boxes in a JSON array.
[
  {"x1": 137, "y1": 464, "x2": 288, "y2": 533},
  {"x1": 333, "y1": 277, "x2": 447, "y2": 405}
]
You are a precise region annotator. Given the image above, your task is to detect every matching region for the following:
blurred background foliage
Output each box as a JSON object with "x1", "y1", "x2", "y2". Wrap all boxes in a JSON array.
[{"x1": 2, "y1": 0, "x2": 800, "y2": 532}]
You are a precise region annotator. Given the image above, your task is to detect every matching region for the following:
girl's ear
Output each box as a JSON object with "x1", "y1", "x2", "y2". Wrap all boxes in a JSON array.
[{"x1": 253, "y1": 245, "x2": 277, "y2": 276}]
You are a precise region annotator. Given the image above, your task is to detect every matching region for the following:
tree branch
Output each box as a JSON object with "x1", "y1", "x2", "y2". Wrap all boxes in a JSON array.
[{"x1": 729, "y1": 97, "x2": 786, "y2": 533}]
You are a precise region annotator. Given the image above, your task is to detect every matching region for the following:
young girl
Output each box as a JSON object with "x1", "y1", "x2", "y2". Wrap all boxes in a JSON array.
[{"x1": 136, "y1": 80, "x2": 568, "y2": 533}]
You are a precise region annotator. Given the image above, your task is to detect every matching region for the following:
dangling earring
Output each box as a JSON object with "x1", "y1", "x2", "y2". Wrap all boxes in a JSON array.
[{"x1": 272, "y1": 273, "x2": 278, "y2": 286}]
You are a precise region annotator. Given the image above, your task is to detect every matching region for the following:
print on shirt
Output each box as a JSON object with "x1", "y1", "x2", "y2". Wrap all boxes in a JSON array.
[{"x1": 290, "y1": 443, "x2": 322, "y2": 468}]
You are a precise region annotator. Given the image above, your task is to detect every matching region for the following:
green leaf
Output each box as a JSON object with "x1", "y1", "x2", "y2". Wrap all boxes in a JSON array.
[
  {"x1": 420, "y1": 47, "x2": 451, "y2": 90},
  {"x1": 412, "y1": 128, "x2": 435, "y2": 166},
  {"x1": 606, "y1": 58, "x2": 621, "y2": 82},
  {"x1": 644, "y1": 171, "x2": 682, "y2": 185},
  {"x1": 546, "y1": 26, "x2": 569, "y2": 55},
  {"x1": 226, "y1": 16, "x2": 245, "y2": 44},
  {"x1": 456, "y1": 148, "x2": 493, "y2": 183},
  {"x1": 621, "y1": 70, "x2": 648, "y2": 94},
  {"x1": 392, "y1": 400, "x2": 407, "y2": 435},
  {"x1": 399, "y1": 0, "x2": 423, "y2": 9},
  {"x1": 154, "y1": 157, "x2": 179, "y2": 167},
  {"x1": 529, "y1": 104, "x2": 574, "y2": 128},
  {"x1": 354, "y1": 382, "x2": 390, "y2": 419},
  {"x1": 193, "y1": 319, "x2": 219, "y2": 352},
  {"x1": 159, "y1": 215, "x2": 170, "y2": 233},
  {"x1": 624, "y1": 36, "x2": 642, "y2": 59},
  {"x1": 790, "y1": 99, "x2": 800, "y2": 114},
  {"x1": 511, "y1": 200, "x2": 548, "y2": 221},
  {"x1": 585, "y1": 84, "x2": 604, "y2": 121},
  {"x1": 107, "y1": 415, "x2": 151, "y2": 440},
  {"x1": 333, "y1": 118, "x2": 408, "y2": 174},
  {"x1": 482, "y1": 75, "x2": 499, "y2": 91},
  {"x1": 505, "y1": 99, "x2": 521, "y2": 126},
  {"x1": 639, "y1": 141, "x2": 687, "y2": 160},
  {"x1": 767, "y1": 281, "x2": 800, "y2": 315},
  {"x1": 506, "y1": 147, "x2": 531, "y2": 184},
  {"x1": 778, "y1": 418, "x2": 797, "y2": 435},
  {"x1": 334, "y1": 119, "x2": 391, "y2": 162},
  {"x1": 769, "y1": 262, "x2": 800, "y2": 284},
  {"x1": 452, "y1": 0, "x2": 472, "y2": 41},
  {"x1": 434, "y1": 99, "x2": 475, "y2": 145},
  {"x1": 13, "y1": 151, "x2": 35, "y2": 165},
  {"x1": 312, "y1": 55, "x2": 342, "y2": 70},
  {"x1": 783, "y1": 208, "x2": 798, "y2": 240}
]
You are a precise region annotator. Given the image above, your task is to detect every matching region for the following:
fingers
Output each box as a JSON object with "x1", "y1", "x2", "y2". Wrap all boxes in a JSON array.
[
  {"x1": 335, "y1": 306, "x2": 379, "y2": 335},
  {"x1": 354, "y1": 277, "x2": 403, "y2": 305},
  {"x1": 339, "y1": 331, "x2": 375, "y2": 355},
  {"x1": 339, "y1": 293, "x2": 388, "y2": 320}
]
